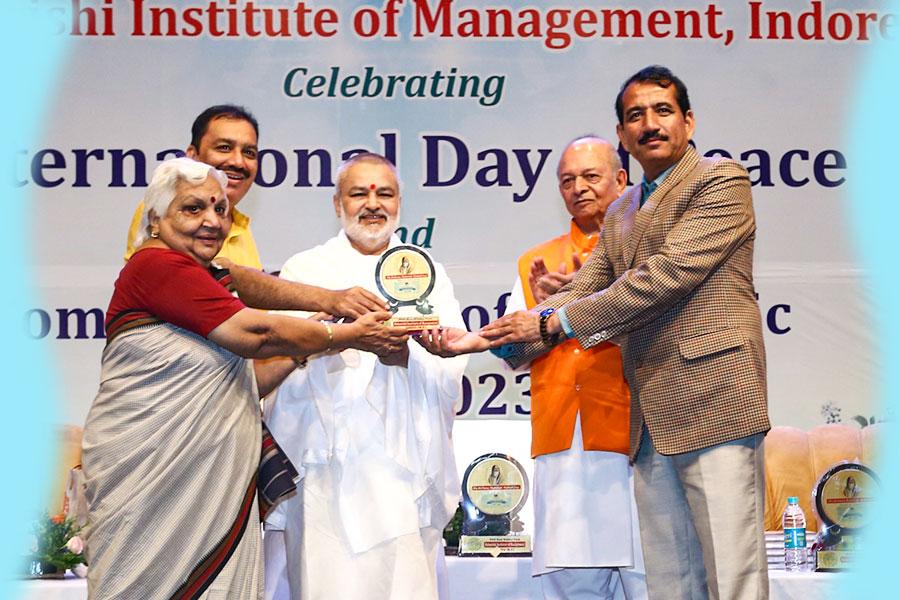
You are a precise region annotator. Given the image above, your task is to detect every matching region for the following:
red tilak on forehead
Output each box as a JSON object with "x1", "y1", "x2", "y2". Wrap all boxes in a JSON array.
[{"x1": 369, "y1": 184, "x2": 376, "y2": 190}]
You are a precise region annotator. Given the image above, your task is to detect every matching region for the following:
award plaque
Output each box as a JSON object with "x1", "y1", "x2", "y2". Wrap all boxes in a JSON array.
[
  {"x1": 375, "y1": 245, "x2": 439, "y2": 332},
  {"x1": 812, "y1": 461, "x2": 879, "y2": 571},
  {"x1": 458, "y1": 453, "x2": 531, "y2": 557}
]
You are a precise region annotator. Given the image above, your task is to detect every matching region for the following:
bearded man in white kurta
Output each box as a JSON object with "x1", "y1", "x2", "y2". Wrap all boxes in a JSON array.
[{"x1": 263, "y1": 153, "x2": 468, "y2": 600}]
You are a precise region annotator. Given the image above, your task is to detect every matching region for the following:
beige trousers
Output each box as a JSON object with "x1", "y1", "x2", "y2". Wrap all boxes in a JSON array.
[{"x1": 633, "y1": 430, "x2": 769, "y2": 600}]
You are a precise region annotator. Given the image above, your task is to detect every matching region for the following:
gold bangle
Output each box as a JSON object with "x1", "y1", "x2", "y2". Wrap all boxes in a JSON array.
[{"x1": 322, "y1": 321, "x2": 333, "y2": 350}]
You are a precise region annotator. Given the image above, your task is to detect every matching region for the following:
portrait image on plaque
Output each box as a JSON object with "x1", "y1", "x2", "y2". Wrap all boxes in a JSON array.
[
  {"x1": 812, "y1": 461, "x2": 879, "y2": 571},
  {"x1": 459, "y1": 453, "x2": 531, "y2": 557},
  {"x1": 374, "y1": 245, "x2": 439, "y2": 332}
]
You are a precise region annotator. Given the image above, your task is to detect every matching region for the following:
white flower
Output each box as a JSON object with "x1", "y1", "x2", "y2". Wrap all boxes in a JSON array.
[
  {"x1": 72, "y1": 563, "x2": 88, "y2": 578},
  {"x1": 65, "y1": 535, "x2": 84, "y2": 554}
]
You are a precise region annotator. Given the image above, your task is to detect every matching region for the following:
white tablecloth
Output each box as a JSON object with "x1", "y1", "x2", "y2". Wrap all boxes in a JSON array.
[
  {"x1": 15, "y1": 560, "x2": 843, "y2": 600},
  {"x1": 444, "y1": 558, "x2": 843, "y2": 600}
]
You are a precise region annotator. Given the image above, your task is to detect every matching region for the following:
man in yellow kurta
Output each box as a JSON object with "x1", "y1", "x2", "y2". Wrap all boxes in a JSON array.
[
  {"x1": 124, "y1": 104, "x2": 262, "y2": 268},
  {"x1": 506, "y1": 137, "x2": 647, "y2": 599}
]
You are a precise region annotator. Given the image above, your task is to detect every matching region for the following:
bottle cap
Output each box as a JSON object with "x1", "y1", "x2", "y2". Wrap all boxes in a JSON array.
[{"x1": 788, "y1": 496, "x2": 799, "y2": 504}]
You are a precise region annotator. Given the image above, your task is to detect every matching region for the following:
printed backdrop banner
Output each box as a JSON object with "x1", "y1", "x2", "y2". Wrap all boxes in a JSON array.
[{"x1": 22, "y1": 0, "x2": 886, "y2": 431}]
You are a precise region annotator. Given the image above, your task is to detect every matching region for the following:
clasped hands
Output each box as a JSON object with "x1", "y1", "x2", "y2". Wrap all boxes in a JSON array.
[
  {"x1": 327, "y1": 276, "x2": 565, "y2": 361},
  {"x1": 529, "y1": 254, "x2": 580, "y2": 304},
  {"x1": 314, "y1": 288, "x2": 409, "y2": 364},
  {"x1": 414, "y1": 254, "x2": 576, "y2": 358},
  {"x1": 344, "y1": 308, "x2": 551, "y2": 361}
]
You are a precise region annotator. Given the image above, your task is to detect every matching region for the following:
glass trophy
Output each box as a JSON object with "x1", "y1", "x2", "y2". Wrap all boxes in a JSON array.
[
  {"x1": 458, "y1": 453, "x2": 531, "y2": 557},
  {"x1": 812, "y1": 461, "x2": 879, "y2": 571},
  {"x1": 375, "y1": 245, "x2": 439, "y2": 332}
]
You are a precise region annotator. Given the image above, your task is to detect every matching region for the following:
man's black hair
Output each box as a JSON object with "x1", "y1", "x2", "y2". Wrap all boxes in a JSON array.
[
  {"x1": 615, "y1": 66, "x2": 690, "y2": 125},
  {"x1": 189, "y1": 104, "x2": 259, "y2": 149}
]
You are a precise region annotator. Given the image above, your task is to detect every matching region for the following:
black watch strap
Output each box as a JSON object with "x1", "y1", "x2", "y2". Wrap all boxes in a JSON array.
[{"x1": 539, "y1": 308, "x2": 559, "y2": 347}]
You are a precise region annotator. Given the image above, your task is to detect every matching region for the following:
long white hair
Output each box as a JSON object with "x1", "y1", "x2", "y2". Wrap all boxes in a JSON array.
[{"x1": 134, "y1": 157, "x2": 228, "y2": 247}]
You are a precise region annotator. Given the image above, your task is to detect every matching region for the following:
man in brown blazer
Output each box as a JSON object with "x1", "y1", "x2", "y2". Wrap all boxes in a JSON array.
[{"x1": 422, "y1": 66, "x2": 771, "y2": 599}]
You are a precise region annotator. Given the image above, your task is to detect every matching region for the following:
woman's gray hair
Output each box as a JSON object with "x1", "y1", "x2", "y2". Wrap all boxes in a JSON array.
[{"x1": 134, "y1": 157, "x2": 229, "y2": 247}]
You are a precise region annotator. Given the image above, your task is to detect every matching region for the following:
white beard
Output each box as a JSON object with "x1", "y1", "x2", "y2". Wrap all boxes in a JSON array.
[{"x1": 340, "y1": 208, "x2": 398, "y2": 254}]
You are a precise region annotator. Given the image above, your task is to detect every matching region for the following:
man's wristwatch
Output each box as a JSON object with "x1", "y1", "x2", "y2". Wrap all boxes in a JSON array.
[{"x1": 539, "y1": 308, "x2": 560, "y2": 347}]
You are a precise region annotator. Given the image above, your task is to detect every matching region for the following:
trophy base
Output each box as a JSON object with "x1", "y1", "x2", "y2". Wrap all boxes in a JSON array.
[
  {"x1": 815, "y1": 549, "x2": 855, "y2": 572},
  {"x1": 388, "y1": 314, "x2": 440, "y2": 333},
  {"x1": 458, "y1": 535, "x2": 532, "y2": 557}
]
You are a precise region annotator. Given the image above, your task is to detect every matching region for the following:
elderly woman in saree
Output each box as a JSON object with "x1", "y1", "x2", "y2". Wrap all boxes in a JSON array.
[{"x1": 81, "y1": 157, "x2": 408, "y2": 600}]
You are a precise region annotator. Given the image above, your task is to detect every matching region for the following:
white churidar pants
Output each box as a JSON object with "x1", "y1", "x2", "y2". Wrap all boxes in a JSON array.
[{"x1": 533, "y1": 415, "x2": 648, "y2": 600}]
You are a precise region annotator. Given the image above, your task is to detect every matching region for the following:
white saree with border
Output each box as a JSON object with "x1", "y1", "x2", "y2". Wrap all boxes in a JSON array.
[{"x1": 82, "y1": 323, "x2": 263, "y2": 599}]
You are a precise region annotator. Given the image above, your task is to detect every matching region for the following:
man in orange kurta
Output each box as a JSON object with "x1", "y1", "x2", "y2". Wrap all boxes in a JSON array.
[{"x1": 506, "y1": 137, "x2": 646, "y2": 599}]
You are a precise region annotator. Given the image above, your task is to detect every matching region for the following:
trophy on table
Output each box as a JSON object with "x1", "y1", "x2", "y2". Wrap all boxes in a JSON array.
[
  {"x1": 812, "y1": 461, "x2": 879, "y2": 571},
  {"x1": 458, "y1": 453, "x2": 532, "y2": 557},
  {"x1": 375, "y1": 245, "x2": 439, "y2": 332}
]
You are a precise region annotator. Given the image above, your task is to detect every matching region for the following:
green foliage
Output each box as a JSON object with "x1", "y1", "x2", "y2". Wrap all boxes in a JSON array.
[
  {"x1": 852, "y1": 415, "x2": 883, "y2": 428},
  {"x1": 443, "y1": 504, "x2": 463, "y2": 549},
  {"x1": 30, "y1": 513, "x2": 85, "y2": 573}
]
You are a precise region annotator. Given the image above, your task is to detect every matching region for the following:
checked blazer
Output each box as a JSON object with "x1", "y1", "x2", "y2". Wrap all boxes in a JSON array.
[{"x1": 506, "y1": 146, "x2": 770, "y2": 459}]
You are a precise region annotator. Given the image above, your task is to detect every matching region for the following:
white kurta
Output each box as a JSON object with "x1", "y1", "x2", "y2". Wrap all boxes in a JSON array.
[
  {"x1": 265, "y1": 232, "x2": 468, "y2": 600},
  {"x1": 507, "y1": 278, "x2": 645, "y2": 589}
]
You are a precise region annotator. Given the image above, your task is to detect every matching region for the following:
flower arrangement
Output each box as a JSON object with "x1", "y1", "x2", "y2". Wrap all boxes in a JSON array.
[{"x1": 29, "y1": 513, "x2": 86, "y2": 577}]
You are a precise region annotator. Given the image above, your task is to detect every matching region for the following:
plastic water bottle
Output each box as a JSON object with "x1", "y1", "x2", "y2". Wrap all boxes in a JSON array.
[{"x1": 782, "y1": 496, "x2": 807, "y2": 571}]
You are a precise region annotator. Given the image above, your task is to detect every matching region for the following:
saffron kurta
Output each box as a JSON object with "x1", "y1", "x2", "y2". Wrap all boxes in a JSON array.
[
  {"x1": 509, "y1": 222, "x2": 644, "y2": 589},
  {"x1": 515, "y1": 220, "x2": 630, "y2": 458}
]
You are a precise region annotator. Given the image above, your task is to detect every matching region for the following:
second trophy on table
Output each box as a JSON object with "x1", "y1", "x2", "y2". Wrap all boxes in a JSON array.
[{"x1": 458, "y1": 453, "x2": 532, "y2": 557}]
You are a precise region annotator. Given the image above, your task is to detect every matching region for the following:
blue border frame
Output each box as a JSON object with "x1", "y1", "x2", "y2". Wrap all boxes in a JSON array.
[{"x1": 1, "y1": 5, "x2": 67, "y2": 598}]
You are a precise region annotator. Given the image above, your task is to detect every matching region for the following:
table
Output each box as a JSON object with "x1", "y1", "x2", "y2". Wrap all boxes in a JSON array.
[
  {"x1": 444, "y1": 558, "x2": 842, "y2": 600},
  {"x1": 16, "y1": 560, "x2": 844, "y2": 599}
]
